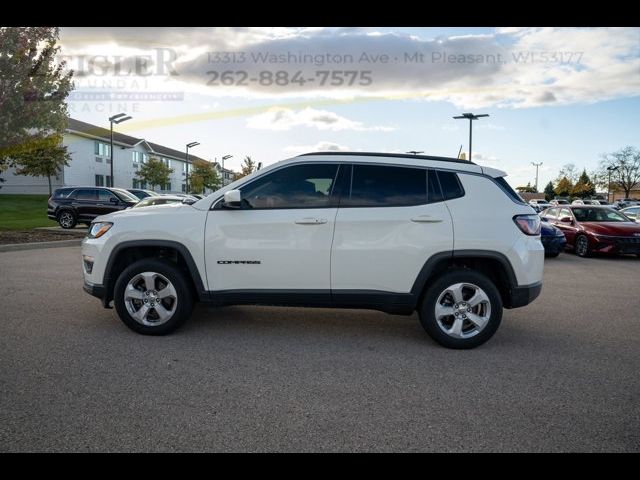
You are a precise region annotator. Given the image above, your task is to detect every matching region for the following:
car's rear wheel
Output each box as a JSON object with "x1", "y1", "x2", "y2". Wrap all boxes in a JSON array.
[
  {"x1": 418, "y1": 269, "x2": 503, "y2": 349},
  {"x1": 545, "y1": 251, "x2": 560, "y2": 258},
  {"x1": 574, "y1": 235, "x2": 590, "y2": 257},
  {"x1": 57, "y1": 210, "x2": 77, "y2": 229},
  {"x1": 114, "y1": 258, "x2": 193, "y2": 335}
]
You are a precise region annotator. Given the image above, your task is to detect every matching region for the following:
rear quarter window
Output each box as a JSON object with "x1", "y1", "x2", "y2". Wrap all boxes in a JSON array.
[
  {"x1": 436, "y1": 171, "x2": 464, "y2": 201},
  {"x1": 493, "y1": 177, "x2": 526, "y2": 204}
]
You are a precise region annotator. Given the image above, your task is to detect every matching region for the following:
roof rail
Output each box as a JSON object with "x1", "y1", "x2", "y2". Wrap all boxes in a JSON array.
[{"x1": 297, "y1": 151, "x2": 476, "y2": 165}]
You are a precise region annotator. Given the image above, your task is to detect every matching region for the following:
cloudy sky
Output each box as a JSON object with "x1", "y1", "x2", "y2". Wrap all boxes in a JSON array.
[{"x1": 59, "y1": 27, "x2": 640, "y2": 188}]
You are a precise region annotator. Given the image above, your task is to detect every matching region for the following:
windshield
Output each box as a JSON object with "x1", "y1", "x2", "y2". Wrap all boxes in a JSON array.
[
  {"x1": 112, "y1": 188, "x2": 140, "y2": 202},
  {"x1": 572, "y1": 207, "x2": 630, "y2": 222}
]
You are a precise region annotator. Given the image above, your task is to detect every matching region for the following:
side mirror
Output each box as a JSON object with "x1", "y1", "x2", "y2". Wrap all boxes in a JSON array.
[
  {"x1": 182, "y1": 197, "x2": 196, "y2": 205},
  {"x1": 110, "y1": 196, "x2": 119, "y2": 204},
  {"x1": 223, "y1": 189, "x2": 242, "y2": 208},
  {"x1": 559, "y1": 216, "x2": 573, "y2": 223}
]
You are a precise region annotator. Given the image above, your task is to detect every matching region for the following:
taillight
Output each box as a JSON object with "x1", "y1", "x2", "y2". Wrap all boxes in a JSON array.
[{"x1": 513, "y1": 214, "x2": 541, "y2": 235}]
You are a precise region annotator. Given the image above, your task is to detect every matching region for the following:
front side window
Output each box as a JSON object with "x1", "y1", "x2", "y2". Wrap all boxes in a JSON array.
[
  {"x1": 98, "y1": 190, "x2": 117, "y2": 202},
  {"x1": 239, "y1": 163, "x2": 339, "y2": 209},
  {"x1": 559, "y1": 208, "x2": 573, "y2": 220},
  {"x1": 343, "y1": 164, "x2": 426, "y2": 207}
]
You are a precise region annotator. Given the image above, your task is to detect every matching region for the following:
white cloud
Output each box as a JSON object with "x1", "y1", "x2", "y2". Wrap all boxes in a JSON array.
[
  {"x1": 246, "y1": 107, "x2": 394, "y2": 131},
  {"x1": 283, "y1": 141, "x2": 351, "y2": 155},
  {"x1": 61, "y1": 27, "x2": 640, "y2": 109}
]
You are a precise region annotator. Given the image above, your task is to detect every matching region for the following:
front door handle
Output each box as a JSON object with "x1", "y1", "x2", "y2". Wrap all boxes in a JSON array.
[
  {"x1": 411, "y1": 215, "x2": 443, "y2": 223},
  {"x1": 295, "y1": 217, "x2": 328, "y2": 225}
]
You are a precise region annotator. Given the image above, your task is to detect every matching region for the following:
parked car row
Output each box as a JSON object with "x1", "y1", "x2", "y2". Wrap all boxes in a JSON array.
[
  {"x1": 47, "y1": 187, "x2": 202, "y2": 229},
  {"x1": 539, "y1": 205, "x2": 640, "y2": 258}
]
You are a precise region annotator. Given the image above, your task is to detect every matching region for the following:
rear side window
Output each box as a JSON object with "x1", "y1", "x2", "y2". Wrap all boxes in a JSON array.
[
  {"x1": 493, "y1": 177, "x2": 525, "y2": 204},
  {"x1": 344, "y1": 165, "x2": 426, "y2": 207},
  {"x1": 75, "y1": 189, "x2": 97, "y2": 200},
  {"x1": 427, "y1": 169, "x2": 443, "y2": 203},
  {"x1": 53, "y1": 188, "x2": 74, "y2": 198},
  {"x1": 436, "y1": 171, "x2": 465, "y2": 200}
]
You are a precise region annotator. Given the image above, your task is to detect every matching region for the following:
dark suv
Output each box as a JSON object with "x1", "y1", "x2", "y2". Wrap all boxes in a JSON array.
[{"x1": 48, "y1": 187, "x2": 139, "y2": 229}]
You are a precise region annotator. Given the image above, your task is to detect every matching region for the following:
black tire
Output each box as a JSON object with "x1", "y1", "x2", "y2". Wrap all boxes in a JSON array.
[
  {"x1": 545, "y1": 251, "x2": 560, "y2": 258},
  {"x1": 418, "y1": 269, "x2": 503, "y2": 349},
  {"x1": 574, "y1": 234, "x2": 591, "y2": 257},
  {"x1": 113, "y1": 258, "x2": 194, "y2": 335},
  {"x1": 57, "y1": 210, "x2": 77, "y2": 229}
]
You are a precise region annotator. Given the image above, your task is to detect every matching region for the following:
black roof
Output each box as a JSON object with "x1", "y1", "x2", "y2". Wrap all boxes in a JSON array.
[
  {"x1": 297, "y1": 151, "x2": 476, "y2": 165},
  {"x1": 66, "y1": 118, "x2": 207, "y2": 163}
]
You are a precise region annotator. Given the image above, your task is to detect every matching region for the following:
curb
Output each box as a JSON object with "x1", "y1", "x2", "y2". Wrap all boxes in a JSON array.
[{"x1": 0, "y1": 238, "x2": 83, "y2": 252}]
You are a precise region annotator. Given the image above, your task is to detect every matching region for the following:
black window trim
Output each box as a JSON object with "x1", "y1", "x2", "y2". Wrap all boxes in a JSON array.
[{"x1": 210, "y1": 160, "x2": 476, "y2": 211}]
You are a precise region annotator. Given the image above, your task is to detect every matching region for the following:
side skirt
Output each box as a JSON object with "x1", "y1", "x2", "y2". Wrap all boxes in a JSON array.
[{"x1": 205, "y1": 289, "x2": 416, "y2": 315}]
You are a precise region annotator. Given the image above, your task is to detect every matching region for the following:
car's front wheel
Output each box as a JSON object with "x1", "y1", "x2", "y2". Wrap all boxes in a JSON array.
[
  {"x1": 418, "y1": 269, "x2": 503, "y2": 349},
  {"x1": 113, "y1": 258, "x2": 194, "y2": 335},
  {"x1": 574, "y1": 235, "x2": 591, "y2": 257}
]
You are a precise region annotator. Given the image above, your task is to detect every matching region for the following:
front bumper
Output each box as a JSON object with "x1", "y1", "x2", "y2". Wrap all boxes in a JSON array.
[
  {"x1": 508, "y1": 281, "x2": 543, "y2": 308},
  {"x1": 592, "y1": 236, "x2": 640, "y2": 255},
  {"x1": 83, "y1": 280, "x2": 105, "y2": 299}
]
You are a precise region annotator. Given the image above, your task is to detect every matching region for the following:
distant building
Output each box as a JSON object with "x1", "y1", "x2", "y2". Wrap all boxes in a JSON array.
[{"x1": 0, "y1": 118, "x2": 235, "y2": 195}]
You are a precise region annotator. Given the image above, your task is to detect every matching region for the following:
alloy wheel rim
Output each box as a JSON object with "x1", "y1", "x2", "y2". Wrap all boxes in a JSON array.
[
  {"x1": 124, "y1": 271, "x2": 178, "y2": 326},
  {"x1": 60, "y1": 213, "x2": 72, "y2": 227},
  {"x1": 577, "y1": 237, "x2": 588, "y2": 256},
  {"x1": 435, "y1": 282, "x2": 491, "y2": 339}
]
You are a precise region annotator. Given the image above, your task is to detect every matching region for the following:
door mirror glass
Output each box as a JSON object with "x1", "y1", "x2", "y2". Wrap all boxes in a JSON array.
[
  {"x1": 559, "y1": 216, "x2": 573, "y2": 223},
  {"x1": 109, "y1": 196, "x2": 119, "y2": 204},
  {"x1": 223, "y1": 189, "x2": 242, "y2": 208}
]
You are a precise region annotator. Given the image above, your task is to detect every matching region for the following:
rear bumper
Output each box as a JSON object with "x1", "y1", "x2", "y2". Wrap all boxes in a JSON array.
[
  {"x1": 541, "y1": 235, "x2": 566, "y2": 254},
  {"x1": 507, "y1": 281, "x2": 542, "y2": 309}
]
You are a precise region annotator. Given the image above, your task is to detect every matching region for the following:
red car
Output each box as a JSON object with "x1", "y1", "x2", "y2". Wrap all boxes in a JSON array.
[{"x1": 540, "y1": 205, "x2": 640, "y2": 257}]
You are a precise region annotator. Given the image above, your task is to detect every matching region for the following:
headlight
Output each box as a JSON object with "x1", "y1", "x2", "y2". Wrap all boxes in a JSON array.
[{"x1": 88, "y1": 222, "x2": 113, "y2": 239}]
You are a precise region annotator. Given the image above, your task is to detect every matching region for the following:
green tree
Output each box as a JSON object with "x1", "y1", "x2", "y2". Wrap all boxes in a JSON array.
[
  {"x1": 235, "y1": 156, "x2": 257, "y2": 180},
  {"x1": 571, "y1": 169, "x2": 596, "y2": 198},
  {"x1": 554, "y1": 177, "x2": 573, "y2": 197},
  {"x1": 188, "y1": 159, "x2": 221, "y2": 194},
  {"x1": 543, "y1": 181, "x2": 555, "y2": 201},
  {"x1": 11, "y1": 134, "x2": 70, "y2": 195},
  {"x1": 135, "y1": 157, "x2": 173, "y2": 191},
  {"x1": 0, "y1": 27, "x2": 73, "y2": 174},
  {"x1": 516, "y1": 182, "x2": 537, "y2": 193},
  {"x1": 598, "y1": 146, "x2": 640, "y2": 199}
]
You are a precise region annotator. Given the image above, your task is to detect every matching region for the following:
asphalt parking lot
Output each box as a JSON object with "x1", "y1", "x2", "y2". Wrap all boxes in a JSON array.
[{"x1": 1, "y1": 246, "x2": 638, "y2": 452}]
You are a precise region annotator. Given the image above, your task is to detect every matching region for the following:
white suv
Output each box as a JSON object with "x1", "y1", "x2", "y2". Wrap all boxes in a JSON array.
[{"x1": 82, "y1": 152, "x2": 544, "y2": 349}]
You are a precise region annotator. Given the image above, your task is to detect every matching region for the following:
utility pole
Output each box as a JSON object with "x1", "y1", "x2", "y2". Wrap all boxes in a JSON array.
[
  {"x1": 607, "y1": 165, "x2": 619, "y2": 203},
  {"x1": 185, "y1": 141, "x2": 200, "y2": 193},
  {"x1": 108, "y1": 113, "x2": 132, "y2": 187},
  {"x1": 453, "y1": 113, "x2": 489, "y2": 162},
  {"x1": 531, "y1": 162, "x2": 543, "y2": 191}
]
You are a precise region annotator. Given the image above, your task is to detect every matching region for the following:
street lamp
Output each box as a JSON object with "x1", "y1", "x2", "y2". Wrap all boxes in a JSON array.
[
  {"x1": 221, "y1": 155, "x2": 233, "y2": 186},
  {"x1": 531, "y1": 162, "x2": 543, "y2": 191},
  {"x1": 185, "y1": 141, "x2": 200, "y2": 193},
  {"x1": 607, "y1": 165, "x2": 619, "y2": 203},
  {"x1": 453, "y1": 112, "x2": 489, "y2": 162},
  {"x1": 108, "y1": 113, "x2": 132, "y2": 187}
]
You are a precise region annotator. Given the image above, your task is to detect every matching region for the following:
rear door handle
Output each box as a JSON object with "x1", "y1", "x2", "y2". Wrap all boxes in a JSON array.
[
  {"x1": 411, "y1": 215, "x2": 443, "y2": 223},
  {"x1": 295, "y1": 217, "x2": 328, "y2": 225}
]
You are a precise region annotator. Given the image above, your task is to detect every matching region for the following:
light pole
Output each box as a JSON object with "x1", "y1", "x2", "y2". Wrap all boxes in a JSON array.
[
  {"x1": 108, "y1": 113, "x2": 132, "y2": 187},
  {"x1": 453, "y1": 113, "x2": 489, "y2": 162},
  {"x1": 607, "y1": 165, "x2": 619, "y2": 203},
  {"x1": 185, "y1": 141, "x2": 200, "y2": 193},
  {"x1": 221, "y1": 155, "x2": 233, "y2": 186},
  {"x1": 531, "y1": 162, "x2": 543, "y2": 191}
]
